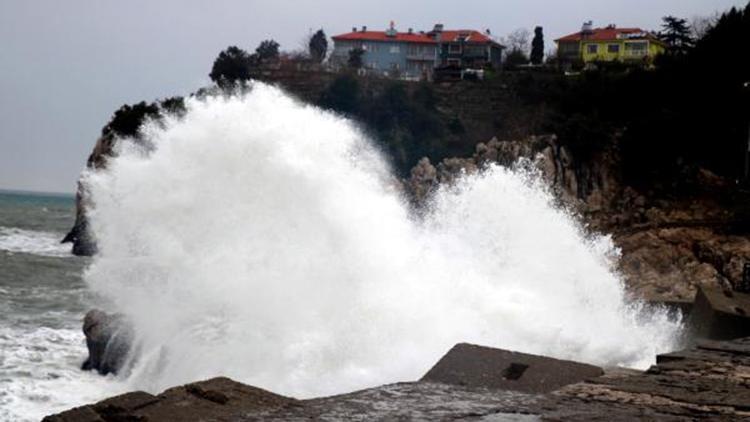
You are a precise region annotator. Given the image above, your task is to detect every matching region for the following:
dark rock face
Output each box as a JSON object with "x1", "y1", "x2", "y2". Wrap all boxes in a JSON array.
[
  {"x1": 81, "y1": 310, "x2": 133, "y2": 376},
  {"x1": 62, "y1": 135, "x2": 118, "y2": 257},
  {"x1": 421, "y1": 343, "x2": 604, "y2": 394}
]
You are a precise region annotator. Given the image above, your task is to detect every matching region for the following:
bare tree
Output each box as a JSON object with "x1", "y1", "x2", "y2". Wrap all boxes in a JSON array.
[
  {"x1": 502, "y1": 28, "x2": 531, "y2": 54},
  {"x1": 690, "y1": 13, "x2": 719, "y2": 39}
]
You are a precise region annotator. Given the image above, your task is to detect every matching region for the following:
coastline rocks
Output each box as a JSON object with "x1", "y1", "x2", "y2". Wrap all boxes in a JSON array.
[
  {"x1": 48, "y1": 338, "x2": 750, "y2": 420},
  {"x1": 81, "y1": 309, "x2": 133, "y2": 376}
]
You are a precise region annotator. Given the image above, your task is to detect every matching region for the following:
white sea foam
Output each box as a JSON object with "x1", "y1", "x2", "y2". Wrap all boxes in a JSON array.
[
  {"x1": 82, "y1": 82, "x2": 683, "y2": 399},
  {"x1": 0, "y1": 326, "x2": 125, "y2": 422},
  {"x1": 0, "y1": 227, "x2": 70, "y2": 257}
]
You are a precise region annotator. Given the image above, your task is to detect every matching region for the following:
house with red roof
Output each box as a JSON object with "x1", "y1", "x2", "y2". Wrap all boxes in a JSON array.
[
  {"x1": 331, "y1": 23, "x2": 504, "y2": 79},
  {"x1": 555, "y1": 22, "x2": 666, "y2": 69}
]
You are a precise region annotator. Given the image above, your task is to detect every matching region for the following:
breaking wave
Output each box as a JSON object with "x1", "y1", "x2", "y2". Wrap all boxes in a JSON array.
[
  {"x1": 83, "y1": 82, "x2": 683, "y2": 398},
  {"x1": 0, "y1": 227, "x2": 70, "y2": 257}
]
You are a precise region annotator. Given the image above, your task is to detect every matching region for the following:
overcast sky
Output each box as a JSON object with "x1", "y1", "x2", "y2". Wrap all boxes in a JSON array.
[{"x1": 1, "y1": 0, "x2": 745, "y2": 193}]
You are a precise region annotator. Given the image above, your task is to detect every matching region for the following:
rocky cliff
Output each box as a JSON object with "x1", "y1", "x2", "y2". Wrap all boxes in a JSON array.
[{"x1": 403, "y1": 134, "x2": 750, "y2": 302}]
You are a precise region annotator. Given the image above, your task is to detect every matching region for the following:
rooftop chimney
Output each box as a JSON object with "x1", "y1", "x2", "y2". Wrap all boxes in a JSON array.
[
  {"x1": 385, "y1": 21, "x2": 397, "y2": 37},
  {"x1": 433, "y1": 23, "x2": 444, "y2": 33},
  {"x1": 352, "y1": 26, "x2": 357, "y2": 32},
  {"x1": 408, "y1": 27, "x2": 413, "y2": 34},
  {"x1": 362, "y1": 25, "x2": 367, "y2": 32},
  {"x1": 582, "y1": 20, "x2": 593, "y2": 34}
]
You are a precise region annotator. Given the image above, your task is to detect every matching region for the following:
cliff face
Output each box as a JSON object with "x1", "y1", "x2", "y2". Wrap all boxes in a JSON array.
[{"x1": 404, "y1": 134, "x2": 750, "y2": 302}]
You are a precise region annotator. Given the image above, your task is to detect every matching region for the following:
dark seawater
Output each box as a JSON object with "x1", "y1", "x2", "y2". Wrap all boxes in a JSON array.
[{"x1": 0, "y1": 191, "x2": 120, "y2": 421}]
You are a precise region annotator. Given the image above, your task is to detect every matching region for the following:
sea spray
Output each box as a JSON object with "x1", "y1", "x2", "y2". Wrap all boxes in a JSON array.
[{"x1": 83, "y1": 82, "x2": 683, "y2": 398}]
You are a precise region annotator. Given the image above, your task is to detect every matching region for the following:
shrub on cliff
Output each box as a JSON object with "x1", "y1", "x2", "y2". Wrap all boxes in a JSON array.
[
  {"x1": 209, "y1": 46, "x2": 252, "y2": 88},
  {"x1": 101, "y1": 97, "x2": 186, "y2": 141},
  {"x1": 255, "y1": 39, "x2": 280, "y2": 61},
  {"x1": 319, "y1": 75, "x2": 360, "y2": 115},
  {"x1": 102, "y1": 102, "x2": 161, "y2": 139}
]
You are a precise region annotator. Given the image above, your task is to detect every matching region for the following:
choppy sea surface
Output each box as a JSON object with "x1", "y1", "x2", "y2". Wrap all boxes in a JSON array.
[{"x1": 0, "y1": 190, "x2": 120, "y2": 421}]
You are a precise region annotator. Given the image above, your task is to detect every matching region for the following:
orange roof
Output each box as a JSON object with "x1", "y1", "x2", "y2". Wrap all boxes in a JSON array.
[
  {"x1": 332, "y1": 31, "x2": 435, "y2": 44},
  {"x1": 438, "y1": 30, "x2": 496, "y2": 44},
  {"x1": 555, "y1": 27, "x2": 662, "y2": 43},
  {"x1": 332, "y1": 29, "x2": 501, "y2": 46}
]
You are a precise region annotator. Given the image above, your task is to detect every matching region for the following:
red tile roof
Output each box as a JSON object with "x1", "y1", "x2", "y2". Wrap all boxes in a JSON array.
[
  {"x1": 332, "y1": 29, "x2": 501, "y2": 46},
  {"x1": 555, "y1": 27, "x2": 661, "y2": 43},
  {"x1": 332, "y1": 31, "x2": 435, "y2": 44},
  {"x1": 439, "y1": 30, "x2": 496, "y2": 44}
]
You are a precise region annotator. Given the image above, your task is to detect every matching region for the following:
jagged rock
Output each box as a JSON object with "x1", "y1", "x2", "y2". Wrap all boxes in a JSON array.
[
  {"x1": 421, "y1": 343, "x2": 604, "y2": 393},
  {"x1": 81, "y1": 309, "x2": 133, "y2": 376},
  {"x1": 406, "y1": 157, "x2": 438, "y2": 204},
  {"x1": 404, "y1": 135, "x2": 620, "y2": 213}
]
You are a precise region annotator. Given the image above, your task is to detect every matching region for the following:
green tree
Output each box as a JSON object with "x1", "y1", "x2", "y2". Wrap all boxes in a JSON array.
[
  {"x1": 209, "y1": 46, "x2": 252, "y2": 87},
  {"x1": 102, "y1": 102, "x2": 161, "y2": 138},
  {"x1": 348, "y1": 47, "x2": 365, "y2": 69},
  {"x1": 255, "y1": 39, "x2": 280, "y2": 61},
  {"x1": 319, "y1": 74, "x2": 360, "y2": 114},
  {"x1": 530, "y1": 26, "x2": 545, "y2": 65},
  {"x1": 309, "y1": 29, "x2": 328, "y2": 63},
  {"x1": 660, "y1": 16, "x2": 694, "y2": 55}
]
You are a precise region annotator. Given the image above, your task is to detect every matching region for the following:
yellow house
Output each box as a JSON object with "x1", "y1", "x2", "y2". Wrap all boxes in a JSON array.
[{"x1": 556, "y1": 23, "x2": 666, "y2": 68}]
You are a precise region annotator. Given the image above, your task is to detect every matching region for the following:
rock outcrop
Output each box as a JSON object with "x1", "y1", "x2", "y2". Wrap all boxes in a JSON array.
[
  {"x1": 405, "y1": 135, "x2": 619, "y2": 209},
  {"x1": 81, "y1": 309, "x2": 133, "y2": 376},
  {"x1": 47, "y1": 337, "x2": 750, "y2": 421}
]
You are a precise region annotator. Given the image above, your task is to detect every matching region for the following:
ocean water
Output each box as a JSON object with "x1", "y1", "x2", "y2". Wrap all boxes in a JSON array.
[{"x1": 0, "y1": 191, "x2": 123, "y2": 421}]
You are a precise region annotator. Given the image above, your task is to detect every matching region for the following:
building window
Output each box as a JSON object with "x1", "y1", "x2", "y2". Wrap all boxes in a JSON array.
[
  {"x1": 586, "y1": 44, "x2": 598, "y2": 54},
  {"x1": 625, "y1": 42, "x2": 647, "y2": 52},
  {"x1": 447, "y1": 58, "x2": 460, "y2": 66},
  {"x1": 448, "y1": 43, "x2": 462, "y2": 54},
  {"x1": 390, "y1": 45, "x2": 400, "y2": 53},
  {"x1": 608, "y1": 44, "x2": 620, "y2": 53}
]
